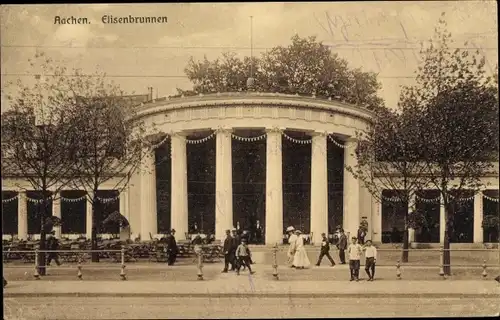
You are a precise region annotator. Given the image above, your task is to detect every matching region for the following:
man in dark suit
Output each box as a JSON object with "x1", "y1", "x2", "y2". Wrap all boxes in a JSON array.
[
  {"x1": 337, "y1": 229, "x2": 348, "y2": 264},
  {"x1": 47, "y1": 230, "x2": 61, "y2": 266},
  {"x1": 166, "y1": 229, "x2": 178, "y2": 266},
  {"x1": 315, "y1": 233, "x2": 335, "y2": 267},
  {"x1": 357, "y1": 226, "x2": 366, "y2": 245},
  {"x1": 221, "y1": 229, "x2": 233, "y2": 273},
  {"x1": 254, "y1": 220, "x2": 263, "y2": 244},
  {"x1": 230, "y1": 229, "x2": 241, "y2": 271}
]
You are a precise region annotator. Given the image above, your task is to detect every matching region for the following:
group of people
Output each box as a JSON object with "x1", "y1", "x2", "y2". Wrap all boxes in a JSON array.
[
  {"x1": 286, "y1": 226, "x2": 378, "y2": 281},
  {"x1": 221, "y1": 229, "x2": 255, "y2": 275}
]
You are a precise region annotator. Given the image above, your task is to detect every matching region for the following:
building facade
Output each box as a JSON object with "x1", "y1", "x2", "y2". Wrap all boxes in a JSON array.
[{"x1": 2, "y1": 93, "x2": 499, "y2": 244}]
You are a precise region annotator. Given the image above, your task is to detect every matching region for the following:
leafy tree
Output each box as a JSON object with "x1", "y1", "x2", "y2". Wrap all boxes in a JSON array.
[
  {"x1": 400, "y1": 14, "x2": 499, "y2": 274},
  {"x1": 1, "y1": 52, "x2": 78, "y2": 275},
  {"x1": 66, "y1": 72, "x2": 147, "y2": 261},
  {"x1": 178, "y1": 35, "x2": 383, "y2": 109},
  {"x1": 347, "y1": 105, "x2": 430, "y2": 262}
]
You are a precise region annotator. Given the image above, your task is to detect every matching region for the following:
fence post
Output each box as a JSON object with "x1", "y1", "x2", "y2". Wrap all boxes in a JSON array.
[
  {"x1": 120, "y1": 246, "x2": 127, "y2": 281},
  {"x1": 197, "y1": 249, "x2": 204, "y2": 280},
  {"x1": 77, "y1": 256, "x2": 83, "y2": 280},
  {"x1": 33, "y1": 249, "x2": 40, "y2": 280},
  {"x1": 439, "y1": 246, "x2": 445, "y2": 279},
  {"x1": 396, "y1": 260, "x2": 401, "y2": 280},
  {"x1": 482, "y1": 260, "x2": 487, "y2": 279},
  {"x1": 272, "y1": 243, "x2": 279, "y2": 280}
]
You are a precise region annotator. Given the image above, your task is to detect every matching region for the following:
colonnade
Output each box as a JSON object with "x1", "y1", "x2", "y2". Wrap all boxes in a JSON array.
[{"x1": 139, "y1": 128, "x2": 361, "y2": 245}]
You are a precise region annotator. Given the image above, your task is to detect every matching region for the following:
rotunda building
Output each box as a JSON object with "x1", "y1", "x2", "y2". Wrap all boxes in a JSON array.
[{"x1": 128, "y1": 92, "x2": 375, "y2": 245}]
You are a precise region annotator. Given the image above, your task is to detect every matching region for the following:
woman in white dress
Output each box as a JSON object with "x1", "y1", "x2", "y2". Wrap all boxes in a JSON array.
[
  {"x1": 292, "y1": 230, "x2": 311, "y2": 269},
  {"x1": 286, "y1": 226, "x2": 297, "y2": 267}
]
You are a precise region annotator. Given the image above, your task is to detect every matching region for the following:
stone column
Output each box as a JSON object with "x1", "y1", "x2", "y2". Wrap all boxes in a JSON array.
[
  {"x1": 343, "y1": 138, "x2": 360, "y2": 239},
  {"x1": 140, "y1": 147, "x2": 158, "y2": 240},
  {"x1": 86, "y1": 192, "x2": 93, "y2": 239},
  {"x1": 265, "y1": 128, "x2": 283, "y2": 245},
  {"x1": 119, "y1": 189, "x2": 130, "y2": 240},
  {"x1": 371, "y1": 195, "x2": 382, "y2": 243},
  {"x1": 408, "y1": 193, "x2": 416, "y2": 243},
  {"x1": 52, "y1": 192, "x2": 62, "y2": 238},
  {"x1": 215, "y1": 128, "x2": 233, "y2": 241},
  {"x1": 17, "y1": 191, "x2": 28, "y2": 240},
  {"x1": 171, "y1": 133, "x2": 188, "y2": 240},
  {"x1": 120, "y1": 189, "x2": 130, "y2": 222},
  {"x1": 310, "y1": 132, "x2": 328, "y2": 245},
  {"x1": 439, "y1": 194, "x2": 445, "y2": 244},
  {"x1": 473, "y1": 191, "x2": 484, "y2": 243}
]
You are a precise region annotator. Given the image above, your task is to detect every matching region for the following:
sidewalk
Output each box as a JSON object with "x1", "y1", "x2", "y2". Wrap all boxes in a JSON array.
[{"x1": 4, "y1": 279, "x2": 500, "y2": 298}]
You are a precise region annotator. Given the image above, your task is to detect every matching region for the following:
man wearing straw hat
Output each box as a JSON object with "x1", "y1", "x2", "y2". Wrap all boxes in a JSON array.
[{"x1": 286, "y1": 226, "x2": 297, "y2": 267}]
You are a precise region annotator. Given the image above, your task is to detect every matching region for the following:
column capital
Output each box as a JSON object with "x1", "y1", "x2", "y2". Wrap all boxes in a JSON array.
[
  {"x1": 169, "y1": 130, "x2": 188, "y2": 138},
  {"x1": 212, "y1": 126, "x2": 233, "y2": 134},
  {"x1": 265, "y1": 127, "x2": 285, "y2": 134},
  {"x1": 310, "y1": 131, "x2": 329, "y2": 137},
  {"x1": 345, "y1": 136, "x2": 358, "y2": 143}
]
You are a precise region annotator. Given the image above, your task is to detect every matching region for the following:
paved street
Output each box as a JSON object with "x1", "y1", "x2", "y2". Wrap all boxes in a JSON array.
[
  {"x1": 3, "y1": 262, "x2": 499, "y2": 281},
  {"x1": 4, "y1": 247, "x2": 499, "y2": 267},
  {"x1": 4, "y1": 296, "x2": 499, "y2": 319}
]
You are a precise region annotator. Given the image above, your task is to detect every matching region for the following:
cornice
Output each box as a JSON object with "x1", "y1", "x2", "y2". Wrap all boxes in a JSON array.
[{"x1": 134, "y1": 93, "x2": 374, "y2": 124}]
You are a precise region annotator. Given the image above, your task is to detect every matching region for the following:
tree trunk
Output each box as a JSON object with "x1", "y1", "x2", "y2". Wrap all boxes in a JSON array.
[
  {"x1": 37, "y1": 197, "x2": 48, "y2": 276},
  {"x1": 91, "y1": 200, "x2": 100, "y2": 262},
  {"x1": 443, "y1": 229, "x2": 451, "y2": 275},
  {"x1": 402, "y1": 227, "x2": 409, "y2": 263}
]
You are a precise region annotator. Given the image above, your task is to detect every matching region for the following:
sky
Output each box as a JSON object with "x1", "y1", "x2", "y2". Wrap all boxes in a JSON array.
[{"x1": 1, "y1": 2, "x2": 498, "y2": 112}]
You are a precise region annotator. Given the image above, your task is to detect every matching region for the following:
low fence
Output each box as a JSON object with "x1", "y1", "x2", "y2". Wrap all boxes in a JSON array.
[{"x1": 2, "y1": 246, "x2": 499, "y2": 281}]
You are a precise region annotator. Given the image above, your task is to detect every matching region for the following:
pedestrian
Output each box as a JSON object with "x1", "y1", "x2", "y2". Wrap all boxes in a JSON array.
[
  {"x1": 47, "y1": 230, "x2": 61, "y2": 266},
  {"x1": 292, "y1": 230, "x2": 311, "y2": 269},
  {"x1": 241, "y1": 230, "x2": 254, "y2": 265},
  {"x1": 235, "y1": 238, "x2": 255, "y2": 275},
  {"x1": 221, "y1": 229, "x2": 233, "y2": 273},
  {"x1": 286, "y1": 226, "x2": 297, "y2": 267},
  {"x1": 166, "y1": 229, "x2": 178, "y2": 266},
  {"x1": 357, "y1": 226, "x2": 366, "y2": 245},
  {"x1": 255, "y1": 220, "x2": 263, "y2": 244},
  {"x1": 315, "y1": 233, "x2": 335, "y2": 267},
  {"x1": 337, "y1": 229, "x2": 347, "y2": 264},
  {"x1": 347, "y1": 237, "x2": 362, "y2": 281},
  {"x1": 230, "y1": 229, "x2": 240, "y2": 271},
  {"x1": 363, "y1": 240, "x2": 377, "y2": 281}
]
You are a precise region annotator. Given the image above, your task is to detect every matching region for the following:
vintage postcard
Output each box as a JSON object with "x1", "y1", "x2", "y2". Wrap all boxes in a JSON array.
[{"x1": 1, "y1": 2, "x2": 499, "y2": 319}]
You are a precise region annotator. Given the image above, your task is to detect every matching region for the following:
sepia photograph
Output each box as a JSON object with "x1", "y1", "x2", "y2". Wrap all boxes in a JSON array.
[{"x1": 1, "y1": 2, "x2": 499, "y2": 319}]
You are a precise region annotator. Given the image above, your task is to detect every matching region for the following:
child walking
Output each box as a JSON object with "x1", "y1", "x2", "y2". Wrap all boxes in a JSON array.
[
  {"x1": 235, "y1": 238, "x2": 255, "y2": 275},
  {"x1": 363, "y1": 240, "x2": 377, "y2": 281},
  {"x1": 347, "y1": 236, "x2": 362, "y2": 281}
]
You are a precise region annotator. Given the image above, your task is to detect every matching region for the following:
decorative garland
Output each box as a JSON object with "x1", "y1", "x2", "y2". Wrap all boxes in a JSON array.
[
  {"x1": 1, "y1": 195, "x2": 120, "y2": 204},
  {"x1": 150, "y1": 134, "x2": 170, "y2": 149},
  {"x1": 186, "y1": 132, "x2": 216, "y2": 144},
  {"x1": 60, "y1": 195, "x2": 86, "y2": 203},
  {"x1": 327, "y1": 135, "x2": 346, "y2": 149},
  {"x1": 231, "y1": 133, "x2": 267, "y2": 142},
  {"x1": 483, "y1": 194, "x2": 500, "y2": 202},
  {"x1": 281, "y1": 131, "x2": 312, "y2": 144},
  {"x1": 381, "y1": 192, "x2": 499, "y2": 203},
  {"x1": 2, "y1": 194, "x2": 18, "y2": 203}
]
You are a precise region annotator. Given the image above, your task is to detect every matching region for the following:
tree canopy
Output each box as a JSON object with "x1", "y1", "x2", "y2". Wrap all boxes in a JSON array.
[
  {"x1": 178, "y1": 35, "x2": 383, "y2": 109},
  {"x1": 398, "y1": 14, "x2": 499, "y2": 274}
]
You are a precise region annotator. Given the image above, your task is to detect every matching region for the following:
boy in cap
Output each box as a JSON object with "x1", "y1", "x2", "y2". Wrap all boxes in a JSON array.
[
  {"x1": 347, "y1": 236, "x2": 362, "y2": 281},
  {"x1": 316, "y1": 232, "x2": 335, "y2": 267},
  {"x1": 235, "y1": 238, "x2": 255, "y2": 275},
  {"x1": 230, "y1": 229, "x2": 241, "y2": 271},
  {"x1": 221, "y1": 229, "x2": 233, "y2": 273},
  {"x1": 363, "y1": 240, "x2": 377, "y2": 281}
]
